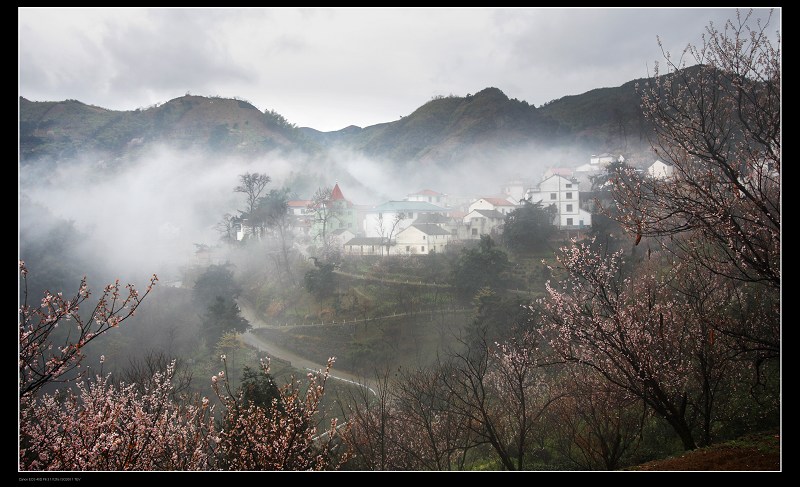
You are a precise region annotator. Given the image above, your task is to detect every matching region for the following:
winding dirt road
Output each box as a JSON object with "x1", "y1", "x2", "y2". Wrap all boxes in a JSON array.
[{"x1": 238, "y1": 298, "x2": 376, "y2": 395}]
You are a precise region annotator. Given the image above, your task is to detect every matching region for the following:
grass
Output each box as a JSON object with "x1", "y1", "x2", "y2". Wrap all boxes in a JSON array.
[{"x1": 628, "y1": 431, "x2": 780, "y2": 471}]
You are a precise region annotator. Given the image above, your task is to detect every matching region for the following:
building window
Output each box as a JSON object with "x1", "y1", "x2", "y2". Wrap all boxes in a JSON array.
[
  {"x1": 566, "y1": 183, "x2": 572, "y2": 188},
  {"x1": 566, "y1": 192, "x2": 573, "y2": 199},
  {"x1": 406, "y1": 246, "x2": 410, "y2": 252},
  {"x1": 421, "y1": 246, "x2": 425, "y2": 253},
  {"x1": 422, "y1": 235, "x2": 426, "y2": 240},
  {"x1": 347, "y1": 222, "x2": 352, "y2": 228},
  {"x1": 471, "y1": 228, "x2": 478, "y2": 236},
  {"x1": 566, "y1": 218, "x2": 573, "y2": 226},
  {"x1": 550, "y1": 193, "x2": 557, "y2": 200},
  {"x1": 566, "y1": 204, "x2": 573, "y2": 212}
]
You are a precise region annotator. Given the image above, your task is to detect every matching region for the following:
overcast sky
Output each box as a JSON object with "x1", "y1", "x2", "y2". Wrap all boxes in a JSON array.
[{"x1": 19, "y1": 7, "x2": 779, "y2": 132}]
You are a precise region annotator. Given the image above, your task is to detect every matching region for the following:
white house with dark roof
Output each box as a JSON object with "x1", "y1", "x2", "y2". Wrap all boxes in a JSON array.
[
  {"x1": 363, "y1": 201, "x2": 448, "y2": 238},
  {"x1": 413, "y1": 212, "x2": 460, "y2": 236},
  {"x1": 468, "y1": 197, "x2": 518, "y2": 216},
  {"x1": 462, "y1": 209, "x2": 505, "y2": 239},
  {"x1": 526, "y1": 175, "x2": 592, "y2": 229},
  {"x1": 343, "y1": 236, "x2": 389, "y2": 256},
  {"x1": 395, "y1": 223, "x2": 452, "y2": 255}
]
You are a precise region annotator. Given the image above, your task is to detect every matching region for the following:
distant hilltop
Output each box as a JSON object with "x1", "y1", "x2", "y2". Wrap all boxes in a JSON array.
[{"x1": 20, "y1": 66, "x2": 714, "y2": 167}]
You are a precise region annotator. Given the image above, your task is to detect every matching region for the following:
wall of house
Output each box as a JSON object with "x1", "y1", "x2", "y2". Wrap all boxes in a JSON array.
[
  {"x1": 468, "y1": 199, "x2": 516, "y2": 215},
  {"x1": 463, "y1": 212, "x2": 503, "y2": 238},
  {"x1": 394, "y1": 228, "x2": 450, "y2": 255},
  {"x1": 363, "y1": 210, "x2": 412, "y2": 238},
  {"x1": 408, "y1": 193, "x2": 447, "y2": 206},
  {"x1": 648, "y1": 162, "x2": 674, "y2": 179}
]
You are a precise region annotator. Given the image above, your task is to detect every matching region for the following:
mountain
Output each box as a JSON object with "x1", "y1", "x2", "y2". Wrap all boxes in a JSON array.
[
  {"x1": 20, "y1": 74, "x2": 663, "y2": 166},
  {"x1": 19, "y1": 95, "x2": 319, "y2": 163},
  {"x1": 301, "y1": 80, "x2": 654, "y2": 165}
]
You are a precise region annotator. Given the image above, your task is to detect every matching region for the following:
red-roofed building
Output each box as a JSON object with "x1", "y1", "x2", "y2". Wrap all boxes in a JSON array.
[
  {"x1": 331, "y1": 183, "x2": 347, "y2": 202},
  {"x1": 543, "y1": 167, "x2": 575, "y2": 179},
  {"x1": 287, "y1": 200, "x2": 312, "y2": 216},
  {"x1": 310, "y1": 183, "x2": 359, "y2": 244}
]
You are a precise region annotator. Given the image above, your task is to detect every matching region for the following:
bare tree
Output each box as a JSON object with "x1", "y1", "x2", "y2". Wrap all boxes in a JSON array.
[
  {"x1": 114, "y1": 350, "x2": 194, "y2": 399},
  {"x1": 440, "y1": 330, "x2": 558, "y2": 470},
  {"x1": 338, "y1": 368, "x2": 392, "y2": 470},
  {"x1": 308, "y1": 187, "x2": 342, "y2": 255},
  {"x1": 550, "y1": 366, "x2": 646, "y2": 470},
  {"x1": 216, "y1": 212, "x2": 238, "y2": 243},
  {"x1": 256, "y1": 188, "x2": 294, "y2": 280},
  {"x1": 235, "y1": 172, "x2": 271, "y2": 236},
  {"x1": 376, "y1": 212, "x2": 405, "y2": 256}
]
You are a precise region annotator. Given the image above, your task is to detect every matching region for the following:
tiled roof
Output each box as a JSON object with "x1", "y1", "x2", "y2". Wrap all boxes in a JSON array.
[
  {"x1": 331, "y1": 183, "x2": 346, "y2": 201},
  {"x1": 406, "y1": 224, "x2": 452, "y2": 236},
  {"x1": 480, "y1": 197, "x2": 517, "y2": 207}
]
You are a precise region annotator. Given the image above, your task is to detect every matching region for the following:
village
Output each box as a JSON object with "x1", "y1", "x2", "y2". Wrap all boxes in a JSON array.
[{"x1": 226, "y1": 154, "x2": 676, "y2": 257}]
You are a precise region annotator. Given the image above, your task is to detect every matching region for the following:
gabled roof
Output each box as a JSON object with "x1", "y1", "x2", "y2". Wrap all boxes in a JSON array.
[
  {"x1": 409, "y1": 189, "x2": 443, "y2": 196},
  {"x1": 345, "y1": 237, "x2": 389, "y2": 246},
  {"x1": 469, "y1": 209, "x2": 505, "y2": 220},
  {"x1": 538, "y1": 174, "x2": 577, "y2": 186},
  {"x1": 414, "y1": 213, "x2": 452, "y2": 224},
  {"x1": 331, "y1": 183, "x2": 346, "y2": 201},
  {"x1": 479, "y1": 197, "x2": 517, "y2": 207},
  {"x1": 331, "y1": 228, "x2": 354, "y2": 236},
  {"x1": 372, "y1": 201, "x2": 448, "y2": 212},
  {"x1": 287, "y1": 199, "x2": 312, "y2": 207},
  {"x1": 405, "y1": 224, "x2": 452, "y2": 236},
  {"x1": 547, "y1": 167, "x2": 575, "y2": 177}
]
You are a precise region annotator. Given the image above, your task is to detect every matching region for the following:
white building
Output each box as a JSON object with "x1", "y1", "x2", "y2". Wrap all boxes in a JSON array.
[
  {"x1": 363, "y1": 201, "x2": 448, "y2": 238},
  {"x1": 395, "y1": 224, "x2": 451, "y2": 255},
  {"x1": 330, "y1": 228, "x2": 356, "y2": 249},
  {"x1": 343, "y1": 237, "x2": 387, "y2": 256},
  {"x1": 647, "y1": 160, "x2": 675, "y2": 180},
  {"x1": 502, "y1": 179, "x2": 531, "y2": 204},
  {"x1": 407, "y1": 189, "x2": 448, "y2": 207},
  {"x1": 526, "y1": 175, "x2": 592, "y2": 229},
  {"x1": 462, "y1": 209, "x2": 505, "y2": 239},
  {"x1": 590, "y1": 153, "x2": 624, "y2": 167},
  {"x1": 287, "y1": 200, "x2": 312, "y2": 216},
  {"x1": 468, "y1": 197, "x2": 518, "y2": 216}
]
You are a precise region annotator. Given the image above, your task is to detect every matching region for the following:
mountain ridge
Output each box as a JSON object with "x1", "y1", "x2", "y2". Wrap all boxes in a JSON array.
[{"x1": 20, "y1": 69, "x2": 679, "y2": 166}]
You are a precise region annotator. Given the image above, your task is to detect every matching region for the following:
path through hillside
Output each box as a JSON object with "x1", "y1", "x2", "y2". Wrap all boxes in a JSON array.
[{"x1": 238, "y1": 298, "x2": 376, "y2": 395}]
